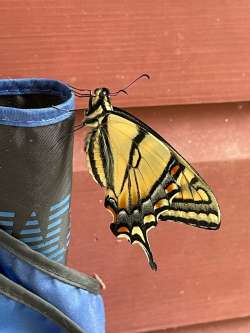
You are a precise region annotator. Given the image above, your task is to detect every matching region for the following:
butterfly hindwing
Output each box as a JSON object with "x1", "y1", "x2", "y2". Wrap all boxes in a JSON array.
[{"x1": 85, "y1": 107, "x2": 220, "y2": 270}]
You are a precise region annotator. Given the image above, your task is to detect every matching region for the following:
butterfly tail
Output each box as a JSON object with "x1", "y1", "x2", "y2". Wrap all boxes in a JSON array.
[
  {"x1": 141, "y1": 239, "x2": 157, "y2": 271},
  {"x1": 110, "y1": 220, "x2": 157, "y2": 271}
]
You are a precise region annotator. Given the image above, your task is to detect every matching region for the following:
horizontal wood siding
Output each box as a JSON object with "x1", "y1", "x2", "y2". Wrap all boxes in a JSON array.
[
  {"x1": 151, "y1": 315, "x2": 250, "y2": 333},
  {"x1": 0, "y1": 1, "x2": 250, "y2": 106}
]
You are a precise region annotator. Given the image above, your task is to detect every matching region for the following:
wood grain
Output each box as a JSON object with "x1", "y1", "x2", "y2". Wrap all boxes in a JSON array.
[
  {"x1": 1, "y1": 1, "x2": 250, "y2": 106},
  {"x1": 68, "y1": 102, "x2": 250, "y2": 332},
  {"x1": 151, "y1": 315, "x2": 250, "y2": 333}
]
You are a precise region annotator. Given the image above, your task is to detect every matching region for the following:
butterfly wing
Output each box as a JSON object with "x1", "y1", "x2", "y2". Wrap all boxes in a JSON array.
[{"x1": 85, "y1": 107, "x2": 220, "y2": 270}]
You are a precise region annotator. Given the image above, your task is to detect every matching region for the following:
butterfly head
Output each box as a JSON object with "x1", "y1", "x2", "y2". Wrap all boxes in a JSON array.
[
  {"x1": 83, "y1": 88, "x2": 113, "y2": 127},
  {"x1": 93, "y1": 87, "x2": 110, "y2": 99},
  {"x1": 91, "y1": 87, "x2": 111, "y2": 107},
  {"x1": 85, "y1": 87, "x2": 113, "y2": 118}
]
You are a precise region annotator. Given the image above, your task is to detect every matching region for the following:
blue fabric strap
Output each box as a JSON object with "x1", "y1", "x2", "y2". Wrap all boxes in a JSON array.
[{"x1": 0, "y1": 229, "x2": 105, "y2": 333}]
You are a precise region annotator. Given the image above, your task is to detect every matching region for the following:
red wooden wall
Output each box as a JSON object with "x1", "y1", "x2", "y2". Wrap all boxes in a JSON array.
[
  {"x1": 1, "y1": 1, "x2": 250, "y2": 332},
  {"x1": 2, "y1": 0, "x2": 250, "y2": 107}
]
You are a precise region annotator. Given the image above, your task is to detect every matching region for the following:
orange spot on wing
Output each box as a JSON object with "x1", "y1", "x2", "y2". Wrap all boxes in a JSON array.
[
  {"x1": 154, "y1": 198, "x2": 168, "y2": 209},
  {"x1": 166, "y1": 183, "x2": 178, "y2": 193},
  {"x1": 117, "y1": 226, "x2": 129, "y2": 234},
  {"x1": 170, "y1": 165, "x2": 180, "y2": 176}
]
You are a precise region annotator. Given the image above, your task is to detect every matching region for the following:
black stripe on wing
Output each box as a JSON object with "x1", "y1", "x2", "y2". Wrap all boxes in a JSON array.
[
  {"x1": 86, "y1": 131, "x2": 104, "y2": 187},
  {"x1": 99, "y1": 124, "x2": 114, "y2": 190}
]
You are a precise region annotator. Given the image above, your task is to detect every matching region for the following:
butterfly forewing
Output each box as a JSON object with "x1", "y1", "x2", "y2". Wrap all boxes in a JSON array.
[{"x1": 85, "y1": 102, "x2": 220, "y2": 271}]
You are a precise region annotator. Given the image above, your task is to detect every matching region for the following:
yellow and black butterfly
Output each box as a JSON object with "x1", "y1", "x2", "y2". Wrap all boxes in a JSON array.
[{"x1": 70, "y1": 76, "x2": 220, "y2": 271}]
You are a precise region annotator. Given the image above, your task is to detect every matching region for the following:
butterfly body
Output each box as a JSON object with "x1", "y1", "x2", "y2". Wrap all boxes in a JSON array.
[{"x1": 84, "y1": 88, "x2": 221, "y2": 271}]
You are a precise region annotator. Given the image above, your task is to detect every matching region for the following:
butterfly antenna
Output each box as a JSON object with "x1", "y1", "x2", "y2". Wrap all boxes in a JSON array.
[
  {"x1": 67, "y1": 73, "x2": 150, "y2": 97},
  {"x1": 111, "y1": 73, "x2": 150, "y2": 96},
  {"x1": 51, "y1": 106, "x2": 87, "y2": 128},
  {"x1": 67, "y1": 85, "x2": 92, "y2": 97},
  {"x1": 51, "y1": 105, "x2": 86, "y2": 114}
]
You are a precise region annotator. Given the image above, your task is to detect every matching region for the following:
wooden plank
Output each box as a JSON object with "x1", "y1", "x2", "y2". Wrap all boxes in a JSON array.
[
  {"x1": 1, "y1": 1, "x2": 250, "y2": 106},
  {"x1": 68, "y1": 102, "x2": 250, "y2": 332},
  {"x1": 151, "y1": 316, "x2": 250, "y2": 333}
]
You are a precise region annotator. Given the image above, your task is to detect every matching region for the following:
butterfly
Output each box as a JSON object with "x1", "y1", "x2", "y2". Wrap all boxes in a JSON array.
[{"x1": 70, "y1": 75, "x2": 221, "y2": 271}]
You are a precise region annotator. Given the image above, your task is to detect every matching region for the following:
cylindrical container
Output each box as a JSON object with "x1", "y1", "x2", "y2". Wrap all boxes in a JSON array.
[{"x1": 0, "y1": 78, "x2": 74, "y2": 264}]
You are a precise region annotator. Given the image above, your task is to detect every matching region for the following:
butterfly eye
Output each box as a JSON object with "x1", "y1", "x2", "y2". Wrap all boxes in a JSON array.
[{"x1": 101, "y1": 89, "x2": 109, "y2": 97}]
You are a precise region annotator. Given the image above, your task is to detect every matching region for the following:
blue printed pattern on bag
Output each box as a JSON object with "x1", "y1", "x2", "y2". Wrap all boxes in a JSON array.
[
  {"x1": 0, "y1": 211, "x2": 15, "y2": 234},
  {"x1": 0, "y1": 194, "x2": 71, "y2": 263}
]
